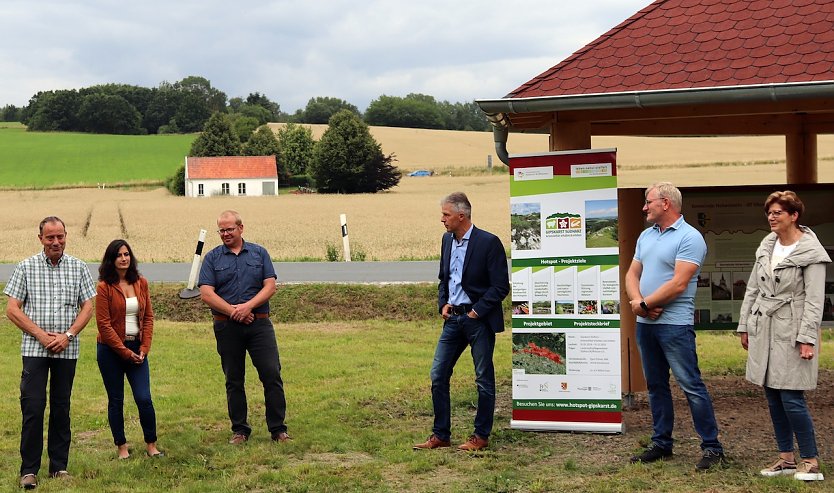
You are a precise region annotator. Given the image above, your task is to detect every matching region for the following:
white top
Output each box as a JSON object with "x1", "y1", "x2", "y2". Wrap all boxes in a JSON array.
[
  {"x1": 771, "y1": 240, "x2": 798, "y2": 275},
  {"x1": 125, "y1": 297, "x2": 140, "y2": 337}
]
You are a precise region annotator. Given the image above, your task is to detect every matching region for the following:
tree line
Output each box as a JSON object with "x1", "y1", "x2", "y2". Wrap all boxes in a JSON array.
[
  {"x1": 1, "y1": 75, "x2": 490, "y2": 133},
  {"x1": 166, "y1": 109, "x2": 400, "y2": 195}
]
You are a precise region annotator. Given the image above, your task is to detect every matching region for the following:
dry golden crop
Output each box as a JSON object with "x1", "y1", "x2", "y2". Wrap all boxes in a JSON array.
[
  {"x1": 4, "y1": 128, "x2": 834, "y2": 263},
  {"x1": 0, "y1": 176, "x2": 510, "y2": 262}
]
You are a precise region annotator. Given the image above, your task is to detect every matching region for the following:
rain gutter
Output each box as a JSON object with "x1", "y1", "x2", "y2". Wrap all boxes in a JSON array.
[{"x1": 477, "y1": 80, "x2": 834, "y2": 165}]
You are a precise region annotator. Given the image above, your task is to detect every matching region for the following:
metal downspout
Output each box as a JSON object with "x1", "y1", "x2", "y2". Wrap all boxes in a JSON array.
[{"x1": 485, "y1": 112, "x2": 510, "y2": 166}]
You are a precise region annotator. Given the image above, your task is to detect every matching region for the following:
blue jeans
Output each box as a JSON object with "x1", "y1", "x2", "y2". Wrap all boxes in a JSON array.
[
  {"x1": 97, "y1": 341, "x2": 157, "y2": 445},
  {"x1": 764, "y1": 386, "x2": 818, "y2": 459},
  {"x1": 636, "y1": 323, "x2": 722, "y2": 452},
  {"x1": 430, "y1": 314, "x2": 496, "y2": 441}
]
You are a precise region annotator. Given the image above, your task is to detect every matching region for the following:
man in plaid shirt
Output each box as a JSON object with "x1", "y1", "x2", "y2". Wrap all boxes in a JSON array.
[{"x1": 4, "y1": 216, "x2": 95, "y2": 489}]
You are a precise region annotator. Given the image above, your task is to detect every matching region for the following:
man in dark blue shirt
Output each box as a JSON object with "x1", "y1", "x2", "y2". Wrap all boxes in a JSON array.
[{"x1": 199, "y1": 210, "x2": 289, "y2": 444}]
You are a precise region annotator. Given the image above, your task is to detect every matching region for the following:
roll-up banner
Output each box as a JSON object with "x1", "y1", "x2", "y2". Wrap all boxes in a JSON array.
[{"x1": 509, "y1": 149, "x2": 622, "y2": 434}]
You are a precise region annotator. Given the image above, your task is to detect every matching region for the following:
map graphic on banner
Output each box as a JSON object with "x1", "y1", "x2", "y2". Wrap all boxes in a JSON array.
[
  {"x1": 510, "y1": 149, "x2": 622, "y2": 434},
  {"x1": 681, "y1": 187, "x2": 834, "y2": 328}
]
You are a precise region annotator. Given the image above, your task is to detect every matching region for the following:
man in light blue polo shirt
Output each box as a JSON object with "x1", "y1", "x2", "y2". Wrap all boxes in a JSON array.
[{"x1": 625, "y1": 182, "x2": 725, "y2": 470}]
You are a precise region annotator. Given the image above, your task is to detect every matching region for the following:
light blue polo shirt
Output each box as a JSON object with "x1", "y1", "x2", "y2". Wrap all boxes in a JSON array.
[{"x1": 634, "y1": 215, "x2": 706, "y2": 325}]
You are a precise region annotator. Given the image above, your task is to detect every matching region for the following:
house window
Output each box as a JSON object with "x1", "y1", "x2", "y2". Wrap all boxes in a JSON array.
[
  {"x1": 238, "y1": 183, "x2": 246, "y2": 196},
  {"x1": 221, "y1": 183, "x2": 230, "y2": 195},
  {"x1": 197, "y1": 184, "x2": 204, "y2": 197}
]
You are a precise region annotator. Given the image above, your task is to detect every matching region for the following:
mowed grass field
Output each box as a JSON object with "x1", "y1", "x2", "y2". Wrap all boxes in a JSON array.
[
  {"x1": 0, "y1": 289, "x2": 830, "y2": 493},
  {"x1": 0, "y1": 123, "x2": 193, "y2": 188},
  {"x1": 4, "y1": 123, "x2": 834, "y2": 261}
]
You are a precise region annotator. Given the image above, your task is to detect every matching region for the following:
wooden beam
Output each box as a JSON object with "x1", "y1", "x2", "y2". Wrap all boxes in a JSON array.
[
  {"x1": 556, "y1": 98, "x2": 834, "y2": 124},
  {"x1": 618, "y1": 188, "x2": 646, "y2": 394},
  {"x1": 786, "y1": 132, "x2": 818, "y2": 184},
  {"x1": 589, "y1": 114, "x2": 804, "y2": 136},
  {"x1": 550, "y1": 120, "x2": 591, "y2": 150}
]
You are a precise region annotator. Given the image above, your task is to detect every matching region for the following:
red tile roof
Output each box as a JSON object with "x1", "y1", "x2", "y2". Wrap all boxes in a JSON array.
[
  {"x1": 509, "y1": 0, "x2": 834, "y2": 99},
  {"x1": 186, "y1": 156, "x2": 277, "y2": 180}
]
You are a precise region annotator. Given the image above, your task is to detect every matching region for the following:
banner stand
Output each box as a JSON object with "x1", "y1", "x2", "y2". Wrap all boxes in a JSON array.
[{"x1": 509, "y1": 149, "x2": 622, "y2": 434}]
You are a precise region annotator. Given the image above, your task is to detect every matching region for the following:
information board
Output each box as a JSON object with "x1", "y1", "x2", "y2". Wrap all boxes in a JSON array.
[{"x1": 509, "y1": 149, "x2": 622, "y2": 433}]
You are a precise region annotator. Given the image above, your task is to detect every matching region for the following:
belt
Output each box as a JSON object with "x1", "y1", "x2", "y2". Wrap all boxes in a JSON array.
[
  {"x1": 124, "y1": 335, "x2": 139, "y2": 342},
  {"x1": 213, "y1": 313, "x2": 270, "y2": 321},
  {"x1": 450, "y1": 304, "x2": 473, "y2": 316}
]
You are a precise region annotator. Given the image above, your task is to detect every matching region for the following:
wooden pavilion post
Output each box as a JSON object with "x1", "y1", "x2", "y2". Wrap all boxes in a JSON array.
[
  {"x1": 618, "y1": 189, "x2": 647, "y2": 401},
  {"x1": 786, "y1": 131, "x2": 818, "y2": 184}
]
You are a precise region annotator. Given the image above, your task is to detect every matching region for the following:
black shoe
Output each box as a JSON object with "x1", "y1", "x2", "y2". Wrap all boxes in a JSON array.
[
  {"x1": 695, "y1": 450, "x2": 726, "y2": 470},
  {"x1": 630, "y1": 444, "x2": 673, "y2": 464}
]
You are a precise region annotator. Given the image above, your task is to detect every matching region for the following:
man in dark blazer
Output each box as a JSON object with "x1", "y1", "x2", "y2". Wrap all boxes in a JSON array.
[{"x1": 414, "y1": 192, "x2": 509, "y2": 452}]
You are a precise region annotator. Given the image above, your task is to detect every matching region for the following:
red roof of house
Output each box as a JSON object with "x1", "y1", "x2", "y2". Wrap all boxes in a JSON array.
[
  {"x1": 509, "y1": 0, "x2": 834, "y2": 99},
  {"x1": 186, "y1": 156, "x2": 277, "y2": 180}
]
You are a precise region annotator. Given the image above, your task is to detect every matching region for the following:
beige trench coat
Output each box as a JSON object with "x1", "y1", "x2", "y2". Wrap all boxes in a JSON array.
[{"x1": 737, "y1": 227, "x2": 830, "y2": 390}]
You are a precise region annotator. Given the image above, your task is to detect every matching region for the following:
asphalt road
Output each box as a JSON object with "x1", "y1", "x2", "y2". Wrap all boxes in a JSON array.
[{"x1": 0, "y1": 261, "x2": 442, "y2": 284}]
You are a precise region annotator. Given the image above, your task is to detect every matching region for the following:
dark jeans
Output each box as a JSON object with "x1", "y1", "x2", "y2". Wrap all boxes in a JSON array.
[
  {"x1": 97, "y1": 341, "x2": 157, "y2": 445},
  {"x1": 213, "y1": 318, "x2": 287, "y2": 436},
  {"x1": 764, "y1": 386, "x2": 819, "y2": 459},
  {"x1": 430, "y1": 314, "x2": 496, "y2": 441},
  {"x1": 20, "y1": 357, "x2": 77, "y2": 476},
  {"x1": 636, "y1": 323, "x2": 723, "y2": 453}
]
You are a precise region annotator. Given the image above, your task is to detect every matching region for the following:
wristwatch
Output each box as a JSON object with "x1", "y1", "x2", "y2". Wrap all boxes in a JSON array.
[
  {"x1": 639, "y1": 300, "x2": 650, "y2": 312},
  {"x1": 66, "y1": 332, "x2": 76, "y2": 342}
]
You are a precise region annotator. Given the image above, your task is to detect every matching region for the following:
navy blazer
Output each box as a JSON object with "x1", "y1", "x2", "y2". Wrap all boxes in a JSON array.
[{"x1": 438, "y1": 226, "x2": 510, "y2": 333}]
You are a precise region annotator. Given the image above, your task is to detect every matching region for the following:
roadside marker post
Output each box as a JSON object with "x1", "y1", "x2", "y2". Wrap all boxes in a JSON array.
[
  {"x1": 179, "y1": 229, "x2": 206, "y2": 299},
  {"x1": 340, "y1": 213, "x2": 351, "y2": 262}
]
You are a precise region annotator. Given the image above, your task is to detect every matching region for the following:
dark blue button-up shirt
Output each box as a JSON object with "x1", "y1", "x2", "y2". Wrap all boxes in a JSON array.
[{"x1": 198, "y1": 240, "x2": 277, "y2": 314}]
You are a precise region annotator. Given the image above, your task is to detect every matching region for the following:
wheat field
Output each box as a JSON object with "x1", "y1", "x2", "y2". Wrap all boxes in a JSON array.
[
  {"x1": 4, "y1": 127, "x2": 834, "y2": 262},
  {"x1": 270, "y1": 123, "x2": 834, "y2": 185},
  {"x1": 0, "y1": 175, "x2": 509, "y2": 262}
]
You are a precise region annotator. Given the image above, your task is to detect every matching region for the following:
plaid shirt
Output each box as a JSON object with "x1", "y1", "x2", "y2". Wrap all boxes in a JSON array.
[{"x1": 4, "y1": 251, "x2": 96, "y2": 359}]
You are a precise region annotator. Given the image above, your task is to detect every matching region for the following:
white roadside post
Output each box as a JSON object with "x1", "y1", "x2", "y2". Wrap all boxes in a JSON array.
[
  {"x1": 340, "y1": 213, "x2": 351, "y2": 262},
  {"x1": 179, "y1": 229, "x2": 207, "y2": 299}
]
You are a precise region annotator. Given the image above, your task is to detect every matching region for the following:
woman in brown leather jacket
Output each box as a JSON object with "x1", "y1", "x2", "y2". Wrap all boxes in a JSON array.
[{"x1": 96, "y1": 239, "x2": 163, "y2": 459}]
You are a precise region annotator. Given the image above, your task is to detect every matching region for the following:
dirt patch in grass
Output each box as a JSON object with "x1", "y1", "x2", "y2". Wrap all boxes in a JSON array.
[{"x1": 496, "y1": 370, "x2": 834, "y2": 470}]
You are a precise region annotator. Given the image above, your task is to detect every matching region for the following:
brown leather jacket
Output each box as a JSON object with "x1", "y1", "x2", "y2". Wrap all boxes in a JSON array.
[{"x1": 96, "y1": 277, "x2": 154, "y2": 360}]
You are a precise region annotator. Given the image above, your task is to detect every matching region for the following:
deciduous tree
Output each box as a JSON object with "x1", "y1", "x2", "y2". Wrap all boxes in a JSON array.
[
  {"x1": 244, "y1": 126, "x2": 289, "y2": 182},
  {"x1": 189, "y1": 113, "x2": 241, "y2": 157},
  {"x1": 311, "y1": 110, "x2": 400, "y2": 193},
  {"x1": 276, "y1": 123, "x2": 315, "y2": 175},
  {"x1": 297, "y1": 96, "x2": 359, "y2": 124}
]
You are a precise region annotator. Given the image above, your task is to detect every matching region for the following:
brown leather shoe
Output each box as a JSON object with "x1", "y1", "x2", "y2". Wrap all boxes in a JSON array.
[
  {"x1": 457, "y1": 434, "x2": 489, "y2": 451},
  {"x1": 413, "y1": 434, "x2": 451, "y2": 450},
  {"x1": 19, "y1": 473, "x2": 37, "y2": 489},
  {"x1": 229, "y1": 433, "x2": 249, "y2": 445},
  {"x1": 272, "y1": 431, "x2": 291, "y2": 442}
]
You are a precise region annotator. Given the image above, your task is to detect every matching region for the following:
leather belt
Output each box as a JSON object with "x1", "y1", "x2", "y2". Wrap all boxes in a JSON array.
[
  {"x1": 213, "y1": 313, "x2": 270, "y2": 321},
  {"x1": 450, "y1": 304, "x2": 473, "y2": 316},
  {"x1": 124, "y1": 335, "x2": 139, "y2": 342}
]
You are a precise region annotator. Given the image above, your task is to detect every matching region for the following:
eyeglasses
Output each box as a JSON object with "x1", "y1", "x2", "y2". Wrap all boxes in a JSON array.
[
  {"x1": 766, "y1": 210, "x2": 786, "y2": 218},
  {"x1": 644, "y1": 197, "x2": 664, "y2": 206},
  {"x1": 217, "y1": 227, "x2": 238, "y2": 235}
]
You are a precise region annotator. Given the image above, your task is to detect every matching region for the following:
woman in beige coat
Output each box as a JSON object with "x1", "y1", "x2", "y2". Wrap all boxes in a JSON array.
[{"x1": 737, "y1": 191, "x2": 829, "y2": 481}]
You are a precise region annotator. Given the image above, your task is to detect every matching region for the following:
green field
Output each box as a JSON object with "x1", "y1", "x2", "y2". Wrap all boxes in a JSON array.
[{"x1": 0, "y1": 125, "x2": 194, "y2": 188}]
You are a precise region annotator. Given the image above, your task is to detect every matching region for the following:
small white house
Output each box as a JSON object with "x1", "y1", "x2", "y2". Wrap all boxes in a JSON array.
[{"x1": 184, "y1": 156, "x2": 278, "y2": 197}]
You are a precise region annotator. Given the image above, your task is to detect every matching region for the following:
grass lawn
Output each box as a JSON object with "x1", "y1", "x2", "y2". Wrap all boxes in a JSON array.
[
  {"x1": 0, "y1": 126, "x2": 194, "y2": 188},
  {"x1": 0, "y1": 282, "x2": 831, "y2": 492}
]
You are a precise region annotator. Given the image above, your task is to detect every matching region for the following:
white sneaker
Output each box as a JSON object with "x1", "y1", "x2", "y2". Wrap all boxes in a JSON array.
[
  {"x1": 794, "y1": 460, "x2": 824, "y2": 481},
  {"x1": 760, "y1": 458, "x2": 797, "y2": 477}
]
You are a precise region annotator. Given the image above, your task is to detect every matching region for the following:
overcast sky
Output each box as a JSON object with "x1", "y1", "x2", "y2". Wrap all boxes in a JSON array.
[{"x1": 1, "y1": 0, "x2": 650, "y2": 113}]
